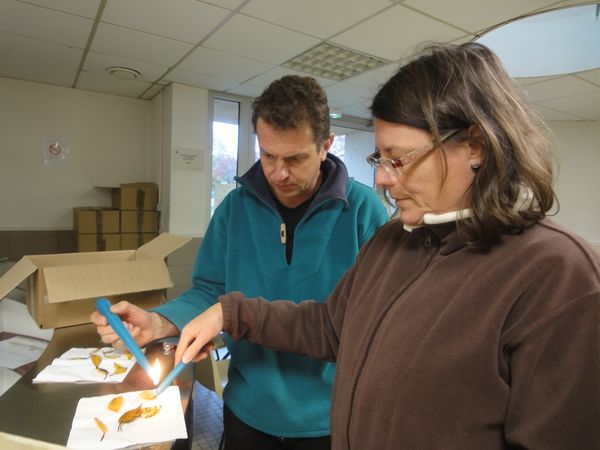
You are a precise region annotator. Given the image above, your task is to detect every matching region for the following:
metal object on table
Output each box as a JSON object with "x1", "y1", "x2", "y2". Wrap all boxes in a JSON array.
[{"x1": 0, "y1": 323, "x2": 194, "y2": 449}]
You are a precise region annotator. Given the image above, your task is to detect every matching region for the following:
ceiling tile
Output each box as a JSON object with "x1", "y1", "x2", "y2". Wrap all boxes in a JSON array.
[
  {"x1": 178, "y1": 46, "x2": 273, "y2": 82},
  {"x1": 225, "y1": 82, "x2": 263, "y2": 98},
  {"x1": 532, "y1": 104, "x2": 586, "y2": 121},
  {"x1": 101, "y1": 0, "x2": 230, "y2": 44},
  {"x1": 325, "y1": 82, "x2": 374, "y2": 108},
  {"x1": 77, "y1": 70, "x2": 151, "y2": 97},
  {"x1": 339, "y1": 102, "x2": 372, "y2": 119},
  {"x1": 538, "y1": 90, "x2": 600, "y2": 114},
  {"x1": 0, "y1": 32, "x2": 83, "y2": 68},
  {"x1": 577, "y1": 69, "x2": 600, "y2": 86},
  {"x1": 0, "y1": 0, "x2": 93, "y2": 47},
  {"x1": 243, "y1": 66, "x2": 335, "y2": 92},
  {"x1": 164, "y1": 67, "x2": 241, "y2": 91},
  {"x1": 0, "y1": 56, "x2": 75, "y2": 87},
  {"x1": 198, "y1": 0, "x2": 245, "y2": 10},
  {"x1": 17, "y1": 0, "x2": 100, "y2": 18},
  {"x1": 83, "y1": 51, "x2": 169, "y2": 82},
  {"x1": 331, "y1": 4, "x2": 466, "y2": 61},
  {"x1": 520, "y1": 76, "x2": 599, "y2": 102},
  {"x1": 91, "y1": 23, "x2": 193, "y2": 66},
  {"x1": 404, "y1": 0, "x2": 557, "y2": 33},
  {"x1": 140, "y1": 82, "x2": 168, "y2": 100},
  {"x1": 513, "y1": 75, "x2": 561, "y2": 86},
  {"x1": 202, "y1": 14, "x2": 320, "y2": 65},
  {"x1": 241, "y1": 0, "x2": 392, "y2": 39}
]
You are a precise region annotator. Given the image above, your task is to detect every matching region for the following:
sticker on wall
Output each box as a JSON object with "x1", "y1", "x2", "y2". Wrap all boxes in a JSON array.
[{"x1": 42, "y1": 136, "x2": 69, "y2": 167}]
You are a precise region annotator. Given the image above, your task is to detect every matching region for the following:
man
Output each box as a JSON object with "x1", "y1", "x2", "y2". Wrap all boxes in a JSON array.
[{"x1": 91, "y1": 75, "x2": 388, "y2": 449}]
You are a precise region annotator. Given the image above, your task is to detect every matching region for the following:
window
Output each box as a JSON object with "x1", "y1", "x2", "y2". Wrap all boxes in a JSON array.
[{"x1": 210, "y1": 93, "x2": 254, "y2": 216}]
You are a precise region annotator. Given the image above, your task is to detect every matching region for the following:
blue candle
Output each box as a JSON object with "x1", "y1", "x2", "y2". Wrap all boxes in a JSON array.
[
  {"x1": 95, "y1": 298, "x2": 152, "y2": 376},
  {"x1": 155, "y1": 361, "x2": 188, "y2": 396}
]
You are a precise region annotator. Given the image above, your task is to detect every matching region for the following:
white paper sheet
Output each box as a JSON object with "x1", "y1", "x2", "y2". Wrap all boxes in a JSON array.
[
  {"x1": 67, "y1": 386, "x2": 187, "y2": 450},
  {"x1": 0, "y1": 336, "x2": 48, "y2": 369},
  {"x1": 33, "y1": 347, "x2": 136, "y2": 384}
]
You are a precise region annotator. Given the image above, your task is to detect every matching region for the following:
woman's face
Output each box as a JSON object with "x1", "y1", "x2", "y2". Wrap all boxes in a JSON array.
[{"x1": 373, "y1": 119, "x2": 482, "y2": 226}]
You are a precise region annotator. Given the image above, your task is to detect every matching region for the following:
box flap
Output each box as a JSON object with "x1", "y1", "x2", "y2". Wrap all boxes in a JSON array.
[
  {"x1": 0, "y1": 258, "x2": 38, "y2": 301},
  {"x1": 135, "y1": 233, "x2": 191, "y2": 261},
  {"x1": 43, "y1": 259, "x2": 173, "y2": 303}
]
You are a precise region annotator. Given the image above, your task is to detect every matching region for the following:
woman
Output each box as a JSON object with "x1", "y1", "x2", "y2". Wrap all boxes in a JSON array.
[{"x1": 176, "y1": 43, "x2": 600, "y2": 449}]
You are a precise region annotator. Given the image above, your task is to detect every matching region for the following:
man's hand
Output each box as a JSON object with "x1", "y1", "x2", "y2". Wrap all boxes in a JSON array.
[
  {"x1": 175, "y1": 303, "x2": 224, "y2": 365},
  {"x1": 90, "y1": 301, "x2": 178, "y2": 349}
]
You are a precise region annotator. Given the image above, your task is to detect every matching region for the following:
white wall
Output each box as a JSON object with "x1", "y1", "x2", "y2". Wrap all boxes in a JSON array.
[
  {"x1": 0, "y1": 76, "x2": 598, "y2": 249},
  {"x1": 549, "y1": 121, "x2": 600, "y2": 246},
  {"x1": 0, "y1": 77, "x2": 153, "y2": 230}
]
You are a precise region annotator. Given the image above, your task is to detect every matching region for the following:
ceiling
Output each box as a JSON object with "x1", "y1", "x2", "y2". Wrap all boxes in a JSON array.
[{"x1": 1, "y1": 0, "x2": 599, "y2": 122}]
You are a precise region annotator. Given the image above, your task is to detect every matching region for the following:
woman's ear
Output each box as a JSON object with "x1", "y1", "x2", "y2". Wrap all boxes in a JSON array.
[{"x1": 466, "y1": 125, "x2": 485, "y2": 165}]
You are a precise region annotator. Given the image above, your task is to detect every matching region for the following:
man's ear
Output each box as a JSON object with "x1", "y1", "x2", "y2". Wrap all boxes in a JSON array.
[{"x1": 321, "y1": 133, "x2": 335, "y2": 160}]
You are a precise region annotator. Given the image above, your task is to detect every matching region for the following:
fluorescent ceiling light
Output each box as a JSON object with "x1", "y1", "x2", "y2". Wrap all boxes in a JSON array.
[
  {"x1": 283, "y1": 43, "x2": 390, "y2": 81},
  {"x1": 476, "y1": 4, "x2": 600, "y2": 78}
]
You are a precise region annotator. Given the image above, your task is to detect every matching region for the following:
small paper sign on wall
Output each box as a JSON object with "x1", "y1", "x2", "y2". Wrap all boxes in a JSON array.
[
  {"x1": 42, "y1": 136, "x2": 69, "y2": 167},
  {"x1": 173, "y1": 147, "x2": 203, "y2": 172}
]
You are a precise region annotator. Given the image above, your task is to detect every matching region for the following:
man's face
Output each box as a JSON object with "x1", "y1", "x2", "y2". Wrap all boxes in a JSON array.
[{"x1": 257, "y1": 117, "x2": 333, "y2": 208}]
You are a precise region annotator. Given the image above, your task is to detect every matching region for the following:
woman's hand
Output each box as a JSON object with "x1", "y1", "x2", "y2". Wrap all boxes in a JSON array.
[{"x1": 175, "y1": 303, "x2": 224, "y2": 365}]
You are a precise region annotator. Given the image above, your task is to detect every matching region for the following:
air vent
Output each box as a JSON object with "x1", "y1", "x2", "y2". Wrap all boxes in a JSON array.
[{"x1": 106, "y1": 66, "x2": 141, "y2": 80}]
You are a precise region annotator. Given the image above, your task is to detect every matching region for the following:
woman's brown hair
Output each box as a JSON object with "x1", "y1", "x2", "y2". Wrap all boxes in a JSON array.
[{"x1": 371, "y1": 42, "x2": 555, "y2": 249}]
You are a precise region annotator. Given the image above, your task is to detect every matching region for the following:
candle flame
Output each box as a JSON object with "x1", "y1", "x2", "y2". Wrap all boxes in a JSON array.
[{"x1": 150, "y1": 358, "x2": 161, "y2": 386}]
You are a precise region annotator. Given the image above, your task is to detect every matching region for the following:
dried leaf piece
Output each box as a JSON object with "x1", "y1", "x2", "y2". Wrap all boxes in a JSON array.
[
  {"x1": 124, "y1": 350, "x2": 133, "y2": 360},
  {"x1": 140, "y1": 405, "x2": 162, "y2": 418},
  {"x1": 94, "y1": 416, "x2": 107, "y2": 441},
  {"x1": 89, "y1": 348, "x2": 101, "y2": 356},
  {"x1": 140, "y1": 390, "x2": 157, "y2": 400},
  {"x1": 91, "y1": 354, "x2": 102, "y2": 368},
  {"x1": 96, "y1": 367, "x2": 109, "y2": 379},
  {"x1": 108, "y1": 395, "x2": 123, "y2": 412},
  {"x1": 113, "y1": 363, "x2": 127, "y2": 375},
  {"x1": 118, "y1": 404, "x2": 142, "y2": 431}
]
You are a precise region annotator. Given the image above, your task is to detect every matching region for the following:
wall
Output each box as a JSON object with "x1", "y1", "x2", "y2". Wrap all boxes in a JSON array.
[
  {"x1": 549, "y1": 121, "x2": 600, "y2": 247},
  {"x1": 0, "y1": 77, "x2": 153, "y2": 230}
]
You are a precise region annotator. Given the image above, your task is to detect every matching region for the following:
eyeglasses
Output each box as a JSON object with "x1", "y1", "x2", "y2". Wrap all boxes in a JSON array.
[{"x1": 367, "y1": 129, "x2": 460, "y2": 179}]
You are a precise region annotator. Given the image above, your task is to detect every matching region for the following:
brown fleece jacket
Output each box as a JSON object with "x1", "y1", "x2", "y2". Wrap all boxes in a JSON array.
[{"x1": 220, "y1": 218, "x2": 600, "y2": 450}]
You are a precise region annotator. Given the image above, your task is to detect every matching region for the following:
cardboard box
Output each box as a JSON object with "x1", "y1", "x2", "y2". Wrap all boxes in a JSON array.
[
  {"x1": 120, "y1": 211, "x2": 160, "y2": 233},
  {"x1": 0, "y1": 233, "x2": 190, "y2": 329},
  {"x1": 121, "y1": 233, "x2": 159, "y2": 250},
  {"x1": 74, "y1": 207, "x2": 120, "y2": 234},
  {"x1": 77, "y1": 234, "x2": 121, "y2": 252},
  {"x1": 111, "y1": 182, "x2": 158, "y2": 211}
]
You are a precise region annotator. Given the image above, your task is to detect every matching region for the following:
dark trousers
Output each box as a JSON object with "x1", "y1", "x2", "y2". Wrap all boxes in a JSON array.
[{"x1": 222, "y1": 404, "x2": 331, "y2": 450}]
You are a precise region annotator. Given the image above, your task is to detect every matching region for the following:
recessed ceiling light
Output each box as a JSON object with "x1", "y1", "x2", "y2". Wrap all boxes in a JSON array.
[
  {"x1": 106, "y1": 66, "x2": 141, "y2": 80},
  {"x1": 283, "y1": 43, "x2": 390, "y2": 81}
]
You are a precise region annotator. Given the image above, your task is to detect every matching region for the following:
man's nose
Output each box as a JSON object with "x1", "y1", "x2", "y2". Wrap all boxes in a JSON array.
[{"x1": 272, "y1": 161, "x2": 289, "y2": 180}]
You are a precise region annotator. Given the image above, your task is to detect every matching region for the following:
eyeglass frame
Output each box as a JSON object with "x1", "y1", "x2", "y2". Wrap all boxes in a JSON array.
[{"x1": 367, "y1": 128, "x2": 461, "y2": 177}]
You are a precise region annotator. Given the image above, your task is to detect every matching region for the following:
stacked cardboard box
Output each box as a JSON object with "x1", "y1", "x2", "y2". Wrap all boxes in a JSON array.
[
  {"x1": 112, "y1": 182, "x2": 160, "y2": 250},
  {"x1": 74, "y1": 207, "x2": 120, "y2": 252},
  {"x1": 75, "y1": 183, "x2": 160, "y2": 252}
]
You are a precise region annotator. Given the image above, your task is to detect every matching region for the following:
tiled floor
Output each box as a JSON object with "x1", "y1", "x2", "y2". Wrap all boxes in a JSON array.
[{"x1": 192, "y1": 381, "x2": 224, "y2": 450}]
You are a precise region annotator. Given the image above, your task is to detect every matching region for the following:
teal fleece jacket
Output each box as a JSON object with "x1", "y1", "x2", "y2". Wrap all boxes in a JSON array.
[{"x1": 154, "y1": 154, "x2": 388, "y2": 437}]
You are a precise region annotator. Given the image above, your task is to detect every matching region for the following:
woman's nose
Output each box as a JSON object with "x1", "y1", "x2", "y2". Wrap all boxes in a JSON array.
[{"x1": 374, "y1": 166, "x2": 396, "y2": 188}]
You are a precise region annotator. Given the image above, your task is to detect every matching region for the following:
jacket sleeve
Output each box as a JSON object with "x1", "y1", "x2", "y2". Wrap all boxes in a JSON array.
[
  {"x1": 502, "y1": 239, "x2": 600, "y2": 449},
  {"x1": 219, "y1": 258, "x2": 359, "y2": 362},
  {"x1": 503, "y1": 292, "x2": 600, "y2": 448},
  {"x1": 150, "y1": 198, "x2": 230, "y2": 331}
]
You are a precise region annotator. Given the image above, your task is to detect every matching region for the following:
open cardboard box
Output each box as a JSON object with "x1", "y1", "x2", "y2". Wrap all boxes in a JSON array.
[{"x1": 0, "y1": 233, "x2": 190, "y2": 329}]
